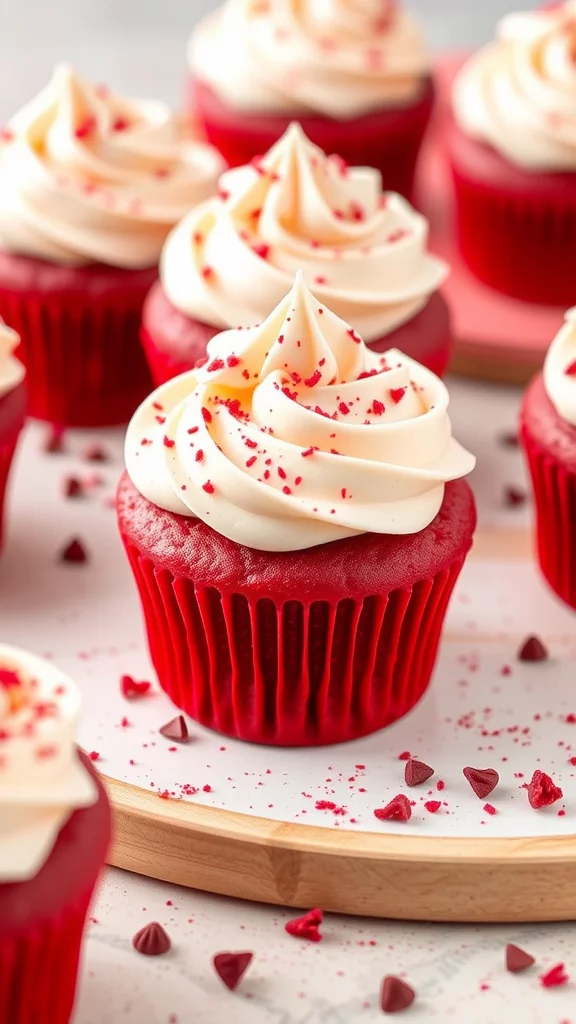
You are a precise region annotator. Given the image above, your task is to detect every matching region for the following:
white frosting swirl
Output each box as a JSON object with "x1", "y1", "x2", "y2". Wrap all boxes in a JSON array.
[
  {"x1": 0, "y1": 645, "x2": 97, "y2": 882},
  {"x1": 126, "y1": 274, "x2": 474, "y2": 552},
  {"x1": 0, "y1": 65, "x2": 223, "y2": 268},
  {"x1": 544, "y1": 306, "x2": 576, "y2": 426},
  {"x1": 189, "y1": 0, "x2": 430, "y2": 119},
  {"x1": 161, "y1": 124, "x2": 447, "y2": 343},
  {"x1": 0, "y1": 320, "x2": 25, "y2": 400},
  {"x1": 453, "y1": 2, "x2": 576, "y2": 171}
]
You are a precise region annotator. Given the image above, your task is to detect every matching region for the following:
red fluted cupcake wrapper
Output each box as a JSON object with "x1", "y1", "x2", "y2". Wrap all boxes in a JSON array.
[
  {"x1": 522, "y1": 427, "x2": 576, "y2": 610},
  {"x1": 0, "y1": 382, "x2": 26, "y2": 552},
  {"x1": 140, "y1": 323, "x2": 216, "y2": 387},
  {"x1": 0, "y1": 889, "x2": 95, "y2": 1024},
  {"x1": 0, "y1": 288, "x2": 152, "y2": 428},
  {"x1": 121, "y1": 533, "x2": 464, "y2": 746}
]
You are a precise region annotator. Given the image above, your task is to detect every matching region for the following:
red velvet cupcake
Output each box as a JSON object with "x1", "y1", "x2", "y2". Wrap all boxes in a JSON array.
[
  {"x1": 187, "y1": 0, "x2": 433, "y2": 199},
  {"x1": 142, "y1": 124, "x2": 451, "y2": 386},
  {"x1": 121, "y1": 275, "x2": 476, "y2": 746},
  {"x1": 521, "y1": 307, "x2": 576, "y2": 609},
  {"x1": 0, "y1": 320, "x2": 26, "y2": 553},
  {"x1": 0, "y1": 645, "x2": 111, "y2": 1024},
  {"x1": 0, "y1": 65, "x2": 223, "y2": 427},
  {"x1": 449, "y1": 4, "x2": 576, "y2": 305}
]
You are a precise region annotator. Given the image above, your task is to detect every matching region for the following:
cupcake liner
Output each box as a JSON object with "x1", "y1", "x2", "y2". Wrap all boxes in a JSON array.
[
  {"x1": 522, "y1": 426, "x2": 576, "y2": 610},
  {"x1": 0, "y1": 382, "x2": 26, "y2": 553},
  {"x1": 121, "y1": 530, "x2": 465, "y2": 746},
  {"x1": 189, "y1": 77, "x2": 435, "y2": 201},
  {"x1": 449, "y1": 124, "x2": 576, "y2": 305},
  {"x1": 0, "y1": 257, "x2": 156, "y2": 427}
]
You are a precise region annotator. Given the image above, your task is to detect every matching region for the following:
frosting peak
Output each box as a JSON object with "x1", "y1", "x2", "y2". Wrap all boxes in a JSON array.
[
  {"x1": 126, "y1": 274, "x2": 475, "y2": 552},
  {"x1": 161, "y1": 123, "x2": 447, "y2": 342},
  {"x1": 190, "y1": 0, "x2": 430, "y2": 119},
  {"x1": 453, "y1": 1, "x2": 576, "y2": 172},
  {"x1": 0, "y1": 319, "x2": 25, "y2": 399},
  {"x1": 0, "y1": 645, "x2": 97, "y2": 882},
  {"x1": 544, "y1": 306, "x2": 576, "y2": 426},
  {"x1": 0, "y1": 65, "x2": 223, "y2": 267}
]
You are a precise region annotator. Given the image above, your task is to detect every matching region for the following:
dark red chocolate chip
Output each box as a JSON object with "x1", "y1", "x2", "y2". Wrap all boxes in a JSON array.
[
  {"x1": 380, "y1": 976, "x2": 415, "y2": 1014},
  {"x1": 374, "y1": 795, "x2": 412, "y2": 822},
  {"x1": 285, "y1": 908, "x2": 323, "y2": 942},
  {"x1": 518, "y1": 636, "x2": 548, "y2": 662},
  {"x1": 527, "y1": 770, "x2": 563, "y2": 809},
  {"x1": 463, "y1": 767, "x2": 499, "y2": 800},
  {"x1": 132, "y1": 922, "x2": 171, "y2": 956},
  {"x1": 159, "y1": 715, "x2": 189, "y2": 742},
  {"x1": 506, "y1": 943, "x2": 535, "y2": 973},
  {"x1": 83, "y1": 443, "x2": 109, "y2": 463},
  {"x1": 504, "y1": 485, "x2": 527, "y2": 507},
  {"x1": 60, "y1": 538, "x2": 88, "y2": 564},
  {"x1": 120, "y1": 674, "x2": 151, "y2": 699},
  {"x1": 405, "y1": 759, "x2": 434, "y2": 787},
  {"x1": 213, "y1": 951, "x2": 253, "y2": 990},
  {"x1": 43, "y1": 427, "x2": 66, "y2": 454},
  {"x1": 64, "y1": 476, "x2": 83, "y2": 499},
  {"x1": 540, "y1": 963, "x2": 569, "y2": 988}
]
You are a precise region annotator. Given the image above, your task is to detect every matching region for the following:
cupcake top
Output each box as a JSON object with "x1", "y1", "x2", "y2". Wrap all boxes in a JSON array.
[
  {"x1": 0, "y1": 320, "x2": 25, "y2": 399},
  {"x1": 453, "y1": 2, "x2": 576, "y2": 172},
  {"x1": 161, "y1": 123, "x2": 447, "y2": 343},
  {"x1": 0, "y1": 645, "x2": 97, "y2": 882},
  {"x1": 126, "y1": 273, "x2": 474, "y2": 552},
  {"x1": 189, "y1": 0, "x2": 430, "y2": 119},
  {"x1": 544, "y1": 306, "x2": 576, "y2": 426},
  {"x1": 0, "y1": 65, "x2": 224, "y2": 269}
]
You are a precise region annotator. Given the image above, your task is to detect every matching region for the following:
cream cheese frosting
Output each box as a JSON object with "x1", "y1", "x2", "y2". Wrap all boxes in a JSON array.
[
  {"x1": 189, "y1": 0, "x2": 430, "y2": 119},
  {"x1": 453, "y1": 2, "x2": 576, "y2": 172},
  {"x1": 0, "y1": 645, "x2": 97, "y2": 883},
  {"x1": 0, "y1": 64, "x2": 224, "y2": 268},
  {"x1": 126, "y1": 274, "x2": 474, "y2": 552},
  {"x1": 544, "y1": 306, "x2": 576, "y2": 426},
  {"x1": 0, "y1": 320, "x2": 25, "y2": 400},
  {"x1": 161, "y1": 123, "x2": 447, "y2": 343}
]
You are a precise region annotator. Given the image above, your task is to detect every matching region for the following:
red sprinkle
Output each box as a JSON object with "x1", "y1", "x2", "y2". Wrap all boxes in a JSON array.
[
  {"x1": 397, "y1": 751, "x2": 411, "y2": 761},
  {"x1": 201, "y1": 407, "x2": 212, "y2": 423},
  {"x1": 304, "y1": 369, "x2": 322, "y2": 388},
  {"x1": 390, "y1": 387, "x2": 406, "y2": 405},
  {"x1": 405, "y1": 759, "x2": 434, "y2": 787},
  {"x1": 371, "y1": 399, "x2": 385, "y2": 416},
  {"x1": 201, "y1": 266, "x2": 215, "y2": 282},
  {"x1": 88, "y1": 750, "x2": 100, "y2": 762},
  {"x1": 112, "y1": 116, "x2": 130, "y2": 132},
  {"x1": 527, "y1": 770, "x2": 563, "y2": 809},
  {"x1": 83, "y1": 444, "x2": 108, "y2": 463},
  {"x1": 483, "y1": 803, "x2": 497, "y2": 816},
  {"x1": 380, "y1": 976, "x2": 415, "y2": 1014},
  {"x1": 64, "y1": 476, "x2": 83, "y2": 499},
  {"x1": 195, "y1": 449, "x2": 204, "y2": 463},
  {"x1": 518, "y1": 635, "x2": 548, "y2": 662},
  {"x1": 163, "y1": 436, "x2": 175, "y2": 448},
  {"x1": 60, "y1": 538, "x2": 87, "y2": 564},
  {"x1": 540, "y1": 963, "x2": 569, "y2": 988},
  {"x1": 120, "y1": 674, "x2": 151, "y2": 700},
  {"x1": 463, "y1": 766, "x2": 499, "y2": 799},
  {"x1": 424, "y1": 800, "x2": 441, "y2": 814},
  {"x1": 213, "y1": 952, "x2": 254, "y2": 991},
  {"x1": 252, "y1": 243, "x2": 270, "y2": 260},
  {"x1": 506, "y1": 944, "x2": 535, "y2": 973},
  {"x1": 285, "y1": 908, "x2": 323, "y2": 943},
  {"x1": 374, "y1": 795, "x2": 412, "y2": 823},
  {"x1": 564, "y1": 359, "x2": 576, "y2": 376},
  {"x1": 75, "y1": 116, "x2": 97, "y2": 139}
]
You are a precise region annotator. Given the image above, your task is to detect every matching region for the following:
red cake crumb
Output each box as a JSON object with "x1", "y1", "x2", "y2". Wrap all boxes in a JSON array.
[
  {"x1": 527, "y1": 770, "x2": 563, "y2": 809},
  {"x1": 405, "y1": 759, "x2": 434, "y2": 787},
  {"x1": 120, "y1": 674, "x2": 151, "y2": 699},
  {"x1": 518, "y1": 636, "x2": 548, "y2": 662},
  {"x1": 506, "y1": 944, "x2": 535, "y2": 973},
  {"x1": 463, "y1": 766, "x2": 499, "y2": 799},
  {"x1": 436, "y1": 780, "x2": 445, "y2": 791},
  {"x1": 60, "y1": 538, "x2": 88, "y2": 564},
  {"x1": 424, "y1": 800, "x2": 441, "y2": 814},
  {"x1": 539, "y1": 963, "x2": 569, "y2": 988},
  {"x1": 504, "y1": 485, "x2": 527, "y2": 507},
  {"x1": 63, "y1": 476, "x2": 83, "y2": 499},
  {"x1": 374, "y1": 795, "x2": 412, "y2": 822},
  {"x1": 159, "y1": 715, "x2": 189, "y2": 742},
  {"x1": 213, "y1": 952, "x2": 253, "y2": 991},
  {"x1": 483, "y1": 803, "x2": 497, "y2": 815},
  {"x1": 380, "y1": 976, "x2": 415, "y2": 1014},
  {"x1": 83, "y1": 444, "x2": 108, "y2": 463},
  {"x1": 285, "y1": 908, "x2": 323, "y2": 942},
  {"x1": 397, "y1": 751, "x2": 411, "y2": 761},
  {"x1": 132, "y1": 922, "x2": 171, "y2": 956}
]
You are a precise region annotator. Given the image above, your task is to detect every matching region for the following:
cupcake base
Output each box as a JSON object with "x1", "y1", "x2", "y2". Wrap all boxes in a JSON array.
[
  {"x1": 189, "y1": 76, "x2": 435, "y2": 201},
  {"x1": 448, "y1": 120, "x2": 576, "y2": 306},
  {"x1": 0, "y1": 380, "x2": 26, "y2": 553},
  {"x1": 0, "y1": 251, "x2": 156, "y2": 427},
  {"x1": 117, "y1": 474, "x2": 475, "y2": 746},
  {"x1": 141, "y1": 282, "x2": 453, "y2": 386},
  {"x1": 0, "y1": 752, "x2": 111, "y2": 1024},
  {"x1": 521, "y1": 373, "x2": 576, "y2": 610}
]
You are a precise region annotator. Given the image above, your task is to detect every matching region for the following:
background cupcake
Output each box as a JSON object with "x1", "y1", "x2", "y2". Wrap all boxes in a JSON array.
[
  {"x1": 0, "y1": 645, "x2": 111, "y2": 1024},
  {"x1": 188, "y1": 0, "x2": 434, "y2": 200},
  {"x1": 449, "y1": 2, "x2": 576, "y2": 305},
  {"x1": 142, "y1": 124, "x2": 450, "y2": 385},
  {"x1": 521, "y1": 307, "x2": 576, "y2": 610},
  {"x1": 121, "y1": 274, "x2": 476, "y2": 746},
  {"x1": 0, "y1": 320, "x2": 25, "y2": 554},
  {"x1": 0, "y1": 65, "x2": 223, "y2": 427}
]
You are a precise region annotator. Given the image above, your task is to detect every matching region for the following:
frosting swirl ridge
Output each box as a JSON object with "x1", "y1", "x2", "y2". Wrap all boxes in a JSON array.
[
  {"x1": 0, "y1": 319, "x2": 25, "y2": 399},
  {"x1": 544, "y1": 306, "x2": 576, "y2": 426},
  {"x1": 126, "y1": 274, "x2": 474, "y2": 552}
]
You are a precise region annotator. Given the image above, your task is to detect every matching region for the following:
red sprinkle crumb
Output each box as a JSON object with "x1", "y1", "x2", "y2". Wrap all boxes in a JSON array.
[
  {"x1": 397, "y1": 751, "x2": 411, "y2": 761},
  {"x1": 527, "y1": 770, "x2": 563, "y2": 809},
  {"x1": 285, "y1": 908, "x2": 323, "y2": 943},
  {"x1": 390, "y1": 387, "x2": 406, "y2": 405},
  {"x1": 483, "y1": 803, "x2": 497, "y2": 815},
  {"x1": 540, "y1": 963, "x2": 569, "y2": 988},
  {"x1": 64, "y1": 476, "x2": 83, "y2": 499},
  {"x1": 88, "y1": 750, "x2": 100, "y2": 761},
  {"x1": 374, "y1": 795, "x2": 412, "y2": 823},
  {"x1": 83, "y1": 444, "x2": 108, "y2": 463},
  {"x1": 120, "y1": 674, "x2": 151, "y2": 700},
  {"x1": 504, "y1": 485, "x2": 527, "y2": 507},
  {"x1": 202, "y1": 481, "x2": 215, "y2": 494},
  {"x1": 424, "y1": 800, "x2": 441, "y2": 814}
]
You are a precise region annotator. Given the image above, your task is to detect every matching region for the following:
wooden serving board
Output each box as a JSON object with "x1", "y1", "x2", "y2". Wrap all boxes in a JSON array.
[
  {"x1": 2, "y1": 380, "x2": 576, "y2": 924},
  {"x1": 418, "y1": 56, "x2": 566, "y2": 384}
]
